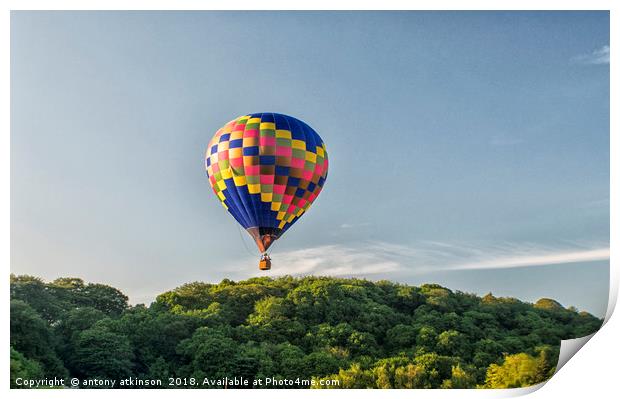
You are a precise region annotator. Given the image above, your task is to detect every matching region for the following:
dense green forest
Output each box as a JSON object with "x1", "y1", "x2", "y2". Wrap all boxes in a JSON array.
[{"x1": 10, "y1": 274, "x2": 602, "y2": 389}]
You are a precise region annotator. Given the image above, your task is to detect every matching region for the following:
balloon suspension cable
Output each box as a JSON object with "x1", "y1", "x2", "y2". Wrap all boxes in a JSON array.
[
  {"x1": 265, "y1": 238, "x2": 278, "y2": 256},
  {"x1": 237, "y1": 225, "x2": 258, "y2": 257}
]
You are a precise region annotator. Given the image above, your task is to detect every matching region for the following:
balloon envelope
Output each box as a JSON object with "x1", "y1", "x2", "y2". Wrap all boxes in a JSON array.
[{"x1": 205, "y1": 113, "x2": 328, "y2": 252}]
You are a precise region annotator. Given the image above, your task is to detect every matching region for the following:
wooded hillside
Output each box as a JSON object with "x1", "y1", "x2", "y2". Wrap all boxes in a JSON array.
[{"x1": 10, "y1": 274, "x2": 602, "y2": 389}]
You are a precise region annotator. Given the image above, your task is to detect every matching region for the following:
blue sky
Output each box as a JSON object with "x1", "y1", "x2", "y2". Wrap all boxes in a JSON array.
[{"x1": 11, "y1": 11, "x2": 609, "y2": 316}]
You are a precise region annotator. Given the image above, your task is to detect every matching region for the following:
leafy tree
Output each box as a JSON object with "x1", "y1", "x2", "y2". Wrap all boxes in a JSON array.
[
  {"x1": 248, "y1": 296, "x2": 288, "y2": 325},
  {"x1": 145, "y1": 357, "x2": 172, "y2": 385},
  {"x1": 301, "y1": 351, "x2": 342, "y2": 377},
  {"x1": 533, "y1": 345, "x2": 557, "y2": 382},
  {"x1": 436, "y1": 329, "x2": 469, "y2": 358},
  {"x1": 177, "y1": 327, "x2": 238, "y2": 380},
  {"x1": 391, "y1": 285, "x2": 425, "y2": 313},
  {"x1": 232, "y1": 343, "x2": 275, "y2": 383},
  {"x1": 393, "y1": 363, "x2": 429, "y2": 388},
  {"x1": 484, "y1": 352, "x2": 549, "y2": 388},
  {"x1": 534, "y1": 298, "x2": 564, "y2": 311},
  {"x1": 54, "y1": 307, "x2": 109, "y2": 375},
  {"x1": 10, "y1": 275, "x2": 65, "y2": 323},
  {"x1": 10, "y1": 347, "x2": 44, "y2": 388},
  {"x1": 79, "y1": 284, "x2": 129, "y2": 315},
  {"x1": 441, "y1": 364, "x2": 477, "y2": 388},
  {"x1": 11, "y1": 275, "x2": 128, "y2": 321},
  {"x1": 72, "y1": 324, "x2": 134, "y2": 380},
  {"x1": 416, "y1": 325, "x2": 437, "y2": 352},
  {"x1": 272, "y1": 342, "x2": 307, "y2": 377},
  {"x1": 111, "y1": 306, "x2": 204, "y2": 376},
  {"x1": 313, "y1": 363, "x2": 375, "y2": 389},
  {"x1": 347, "y1": 331, "x2": 379, "y2": 357},
  {"x1": 10, "y1": 300, "x2": 67, "y2": 378},
  {"x1": 386, "y1": 324, "x2": 417, "y2": 351}
]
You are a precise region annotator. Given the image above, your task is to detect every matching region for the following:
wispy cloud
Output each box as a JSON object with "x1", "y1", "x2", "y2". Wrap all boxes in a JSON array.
[
  {"x1": 261, "y1": 245, "x2": 402, "y2": 277},
  {"x1": 401, "y1": 241, "x2": 609, "y2": 272},
  {"x1": 445, "y1": 247, "x2": 609, "y2": 271},
  {"x1": 583, "y1": 198, "x2": 610, "y2": 209},
  {"x1": 340, "y1": 222, "x2": 371, "y2": 229},
  {"x1": 571, "y1": 45, "x2": 610, "y2": 65},
  {"x1": 227, "y1": 240, "x2": 609, "y2": 278}
]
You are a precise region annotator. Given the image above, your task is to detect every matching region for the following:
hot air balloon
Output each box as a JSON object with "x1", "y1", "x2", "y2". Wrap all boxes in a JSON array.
[{"x1": 205, "y1": 113, "x2": 329, "y2": 270}]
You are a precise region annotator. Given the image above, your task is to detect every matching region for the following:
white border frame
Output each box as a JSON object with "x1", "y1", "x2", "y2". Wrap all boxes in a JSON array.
[{"x1": 2, "y1": 2, "x2": 616, "y2": 398}]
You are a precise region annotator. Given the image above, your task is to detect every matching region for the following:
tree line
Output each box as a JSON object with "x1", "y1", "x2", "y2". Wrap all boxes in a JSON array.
[{"x1": 10, "y1": 274, "x2": 602, "y2": 389}]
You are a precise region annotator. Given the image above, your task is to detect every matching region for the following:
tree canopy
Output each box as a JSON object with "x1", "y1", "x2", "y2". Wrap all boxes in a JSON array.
[{"x1": 10, "y1": 274, "x2": 602, "y2": 389}]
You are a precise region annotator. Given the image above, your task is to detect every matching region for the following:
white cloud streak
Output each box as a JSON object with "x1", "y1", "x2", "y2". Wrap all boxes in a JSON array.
[
  {"x1": 265, "y1": 245, "x2": 402, "y2": 277},
  {"x1": 572, "y1": 45, "x2": 610, "y2": 65},
  {"x1": 229, "y1": 241, "x2": 609, "y2": 278},
  {"x1": 446, "y1": 247, "x2": 610, "y2": 271},
  {"x1": 340, "y1": 222, "x2": 371, "y2": 229}
]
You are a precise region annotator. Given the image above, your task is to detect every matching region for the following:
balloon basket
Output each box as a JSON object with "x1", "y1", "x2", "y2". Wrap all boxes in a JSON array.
[{"x1": 259, "y1": 255, "x2": 272, "y2": 271}]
